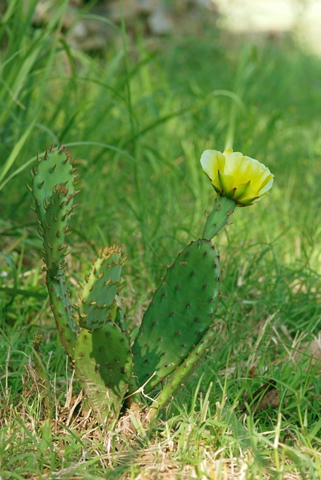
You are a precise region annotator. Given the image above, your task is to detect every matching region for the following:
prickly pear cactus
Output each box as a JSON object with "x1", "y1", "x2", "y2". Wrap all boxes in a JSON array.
[
  {"x1": 28, "y1": 142, "x2": 273, "y2": 424},
  {"x1": 29, "y1": 145, "x2": 132, "y2": 425},
  {"x1": 130, "y1": 238, "x2": 222, "y2": 394}
]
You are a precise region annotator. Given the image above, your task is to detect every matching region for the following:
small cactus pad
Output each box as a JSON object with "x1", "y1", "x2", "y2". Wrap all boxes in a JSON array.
[
  {"x1": 130, "y1": 239, "x2": 221, "y2": 394},
  {"x1": 77, "y1": 246, "x2": 124, "y2": 331},
  {"x1": 203, "y1": 196, "x2": 236, "y2": 240},
  {"x1": 74, "y1": 323, "x2": 132, "y2": 424}
]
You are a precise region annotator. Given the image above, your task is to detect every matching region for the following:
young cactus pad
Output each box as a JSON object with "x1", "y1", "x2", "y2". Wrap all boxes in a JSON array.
[
  {"x1": 203, "y1": 196, "x2": 236, "y2": 240},
  {"x1": 130, "y1": 239, "x2": 222, "y2": 394},
  {"x1": 77, "y1": 246, "x2": 124, "y2": 331}
]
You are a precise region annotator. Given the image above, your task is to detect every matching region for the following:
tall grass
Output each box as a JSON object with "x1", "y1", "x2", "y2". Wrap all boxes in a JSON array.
[{"x1": 1, "y1": 2, "x2": 321, "y2": 478}]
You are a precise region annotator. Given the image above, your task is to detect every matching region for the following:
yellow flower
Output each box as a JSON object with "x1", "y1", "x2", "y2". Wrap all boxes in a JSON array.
[{"x1": 200, "y1": 147, "x2": 274, "y2": 206}]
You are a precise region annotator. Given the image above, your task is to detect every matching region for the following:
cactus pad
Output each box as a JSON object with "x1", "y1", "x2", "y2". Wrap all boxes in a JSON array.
[
  {"x1": 130, "y1": 239, "x2": 222, "y2": 394},
  {"x1": 29, "y1": 146, "x2": 79, "y2": 354},
  {"x1": 74, "y1": 322, "x2": 132, "y2": 424},
  {"x1": 77, "y1": 246, "x2": 124, "y2": 331}
]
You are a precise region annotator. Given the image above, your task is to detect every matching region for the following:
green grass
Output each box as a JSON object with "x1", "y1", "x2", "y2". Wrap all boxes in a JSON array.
[{"x1": 1, "y1": 1, "x2": 321, "y2": 478}]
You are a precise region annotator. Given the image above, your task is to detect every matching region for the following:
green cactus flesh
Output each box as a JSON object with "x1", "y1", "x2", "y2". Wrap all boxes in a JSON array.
[
  {"x1": 41, "y1": 185, "x2": 75, "y2": 278},
  {"x1": 30, "y1": 145, "x2": 78, "y2": 229},
  {"x1": 203, "y1": 196, "x2": 236, "y2": 240},
  {"x1": 74, "y1": 322, "x2": 132, "y2": 424},
  {"x1": 130, "y1": 239, "x2": 221, "y2": 394},
  {"x1": 47, "y1": 265, "x2": 77, "y2": 356},
  {"x1": 77, "y1": 246, "x2": 123, "y2": 331},
  {"x1": 114, "y1": 295, "x2": 128, "y2": 331}
]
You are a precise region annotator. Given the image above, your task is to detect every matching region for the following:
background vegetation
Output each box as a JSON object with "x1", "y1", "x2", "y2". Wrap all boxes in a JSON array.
[{"x1": 1, "y1": 0, "x2": 321, "y2": 478}]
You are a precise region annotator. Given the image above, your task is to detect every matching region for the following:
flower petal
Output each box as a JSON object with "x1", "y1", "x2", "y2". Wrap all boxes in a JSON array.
[{"x1": 200, "y1": 150, "x2": 225, "y2": 182}]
